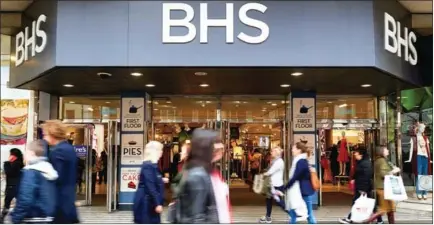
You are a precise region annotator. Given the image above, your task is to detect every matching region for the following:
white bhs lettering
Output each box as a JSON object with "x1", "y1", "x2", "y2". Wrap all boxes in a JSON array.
[
  {"x1": 384, "y1": 12, "x2": 417, "y2": 66},
  {"x1": 162, "y1": 3, "x2": 269, "y2": 44},
  {"x1": 15, "y1": 14, "x2": 47, "y2": 67}
]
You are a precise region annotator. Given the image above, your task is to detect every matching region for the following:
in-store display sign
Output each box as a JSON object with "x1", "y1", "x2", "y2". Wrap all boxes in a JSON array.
[
  {"x1": 15, "y1": 14, "x2": 48, "y2": 67},
  {"x1": 121, "y1": 133, "x2": 144, "y2": 165},
  {"x1": 293, "y1": 98, "x2": 315, "y2": 132},
  {"x1": 121, "y1": 98, "x2": 144, "y2": 132},
  {"x1": 74, "y1": 145, "x2": 87, "y2": 158},
  {"x1": 162, "y1": 2, "x2": 269, "y2": 44},
  {"x1": 384, "y1": 12, "x2": 417, "y2": 66},
  {"x1": 120, "y1": 167, "x2": 141, "y2": 192}
]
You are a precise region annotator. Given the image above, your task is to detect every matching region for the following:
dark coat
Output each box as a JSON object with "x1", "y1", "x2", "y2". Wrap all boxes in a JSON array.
[
  {"x1": 133, "y1": 161, "x2": 164, "y2": 224},
  {"x1": 48, "y1": 141, "x2": 79, "y2": 224},
  {"x1": 352, "y1": 156, "x2": 373, "y2": 193},
  {"x1": 284, "y1": 159, "x2": 315, "y2": 197},
  {"x1": 3, "y1": 159, "x2": 24, "y2": 187},
  {"x1": 10, "y1": 159, "x2": 58, "y2": 224}
]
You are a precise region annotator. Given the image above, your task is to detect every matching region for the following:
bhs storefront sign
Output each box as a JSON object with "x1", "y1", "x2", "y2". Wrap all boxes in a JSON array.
[
  {"x1": 15, "y1": 14, "x2": 47, "y2": 67},
  {"x1": 162, "y1": 2, "x2": 269, "y2": 44}
]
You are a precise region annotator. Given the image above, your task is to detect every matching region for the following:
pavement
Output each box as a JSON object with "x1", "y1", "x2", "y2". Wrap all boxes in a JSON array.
[{"x1": 77, "y1": 206, "x2": 433, "y2": 224}]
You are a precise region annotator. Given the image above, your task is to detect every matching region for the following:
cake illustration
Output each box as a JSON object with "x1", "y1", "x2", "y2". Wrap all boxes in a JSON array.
[{"x1": 128, "y1": 181, "x2": 136, "y2": 189}]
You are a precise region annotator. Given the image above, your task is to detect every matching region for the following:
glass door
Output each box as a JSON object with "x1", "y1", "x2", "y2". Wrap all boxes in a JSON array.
[{"x1": 106, "y1": 121, "x2": 120, "y2": 212}]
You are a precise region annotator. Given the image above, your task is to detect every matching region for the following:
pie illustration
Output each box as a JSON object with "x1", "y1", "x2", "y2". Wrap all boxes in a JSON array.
[
  {"x1": 128, "y1": 181, "x2": 137, "y2": 189},
  {"x1": 128, "y1": 141, "x2": 137, "y2": 145}
]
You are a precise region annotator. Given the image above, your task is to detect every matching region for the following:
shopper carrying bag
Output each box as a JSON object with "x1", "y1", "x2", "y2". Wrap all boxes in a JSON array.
[
  {"x1": 349, "y1": 193, "x2": 376, "y2": 223},
  {"x1": 384, "y1": 175, "x2": 408, "y2": 201}
]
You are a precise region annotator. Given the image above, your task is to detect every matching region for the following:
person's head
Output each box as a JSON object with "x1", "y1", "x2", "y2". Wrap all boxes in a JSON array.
[
  {"x1": 417, "y1": 123, "x2": 426, "y2": 134},
  {"x1": 9, "y1": 148, "x2": 23, "y2": 162},
  {"x1": 143, "y1": 141, "x2": 164, "y2": 163},
  {"x1": 25, "y1": 140, "x2": 47, "y2": 162},
  {"x1": 186, "y1": 129, "x2": 219, "y2": 173},
  {"x1": 292, "y1": 142, "x2": 310, "y2": 157},
  {"x1": 180, "y1": 140, "x2": 191, "y2": 161},
  {"x1": 353, "y1": 148, "x2": 368, "y2": 161},
  {"x1": 213, "y1": 137, "x2": 224, "y2": 162},
  {"x1": 341, "y1": 131, "x2": 346, "y2": 137},
  {"x1": 41, "y1": 120, "x2": 67, "y2": 145},
  {"x1": 375, "y1": 145, "x2": 389, "y2": 158},
  {"x1": 271, "y1": 147, "x2": 283, "y2": 159}
]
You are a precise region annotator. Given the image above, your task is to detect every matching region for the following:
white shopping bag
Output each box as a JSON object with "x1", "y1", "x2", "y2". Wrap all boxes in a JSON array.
[
  {"x1": 253, "y1": 174, "x2": 263, "y2": 194},
  {"x1": 384, "y1": 175, "x2": 408, "y2": 201},
  {"x1": 350, "y1": 193, "x2": 376, "y2": 223}
]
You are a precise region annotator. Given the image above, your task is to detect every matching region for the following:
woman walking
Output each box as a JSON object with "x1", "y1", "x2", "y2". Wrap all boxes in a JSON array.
[
  {"x1": 369, "y1": 145, "x2": 401, "y2": 224},
  {"x1": 133, "y1": 141, "x2": 167, "y2": 224},
  {"x1": 283, "y1": 142, "x2": 316, "y2": 224},
  {"x1": 259, "y1": 147, "x2": 285, "y2": 224},
  {"x1": 0, "y1": 148, "x2": 24, "y2": 222}
]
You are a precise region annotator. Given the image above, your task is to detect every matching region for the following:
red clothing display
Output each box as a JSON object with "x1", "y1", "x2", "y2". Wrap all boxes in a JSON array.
[
  {"x1": 320, "y1": 156, "x2": 332, "y2": 182},
  {"x1": 338, "y1": 139, "x2": 349, "y2": 163}
]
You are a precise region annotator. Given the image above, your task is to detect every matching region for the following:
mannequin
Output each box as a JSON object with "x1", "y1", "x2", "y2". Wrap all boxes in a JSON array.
[
  {"x1": 405, "y1": 122, "x2": 432, "y2": 200},
  {"x1": 231, "y1": 140, "x2": 243, "y2": 179},
  {"x1": 337, "y1": 131, "x2": 349, "y2": 175}
]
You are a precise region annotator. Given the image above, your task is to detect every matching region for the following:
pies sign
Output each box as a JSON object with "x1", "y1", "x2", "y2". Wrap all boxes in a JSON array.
[{"x1": 120, "y1": 167, "x2": 141, "y2": 192}]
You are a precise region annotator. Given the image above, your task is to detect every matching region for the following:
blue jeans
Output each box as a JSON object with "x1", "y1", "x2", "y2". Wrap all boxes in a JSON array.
[
  {"x1": 288, "y1": 195, "x2": 316, "y2": 224},
  {"x1": 416, "y1": 155, "x2": 428, "y2": 195}
]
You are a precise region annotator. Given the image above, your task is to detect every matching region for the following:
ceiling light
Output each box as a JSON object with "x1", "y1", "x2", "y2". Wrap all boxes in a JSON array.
[
  {"x1": 199, "y1": 83, "x2": 209, "y2": 87},
  {"x1": 272, "y1": 103, "x2": 277, "y2": 106},
  {"x1": 194, "y1": 72, "x2": 208, "y2": 76},
  {"x1": 154, "y1": 101, "x2": 159, "y2": 105},
  {"x1": 145, "y1": 84, "x2": 155, "y2": 87},
  {"x1": 339, "y1": 104, "x2": 348, "y2": 108},
  {"x1": 87, "y1": 107, "x2": 94, "y2": 111},
  {"x1": 327, "y1": 102, "x2": 332, "y2": 104},
  {"x1": 262, "y1": 109, "x2": 266, "y2": 112},
  {"x1": 69, "y1": 101, "x2": 75, "y2": 104},
  {"x1": 97, "y1": 72, "x2": 112, "y2": 77},
  {"x1": 280, "y1": 84, "x2": 291, "y2": 87},
  {"x1": 154, "y1": 108, "x2": 159, "y2": 111},
  {"x1": 361, "y1": 84, "x2": 372, "y2": 87},
  {"x1": 291, "y1": 72, "x2": 303, "y2": 76},
  {"x1": 166, "y1": 101, "x2": 172, "y2": 104},
  {"x1": 131, "y1": 72, "x2": 143, "y2": 77},
  {"x1": 105, "y1": 102, "x2": 111, "y2": 104},
  {"x1": 63, "y1": 84, "x2": 74, "y2": 87}
]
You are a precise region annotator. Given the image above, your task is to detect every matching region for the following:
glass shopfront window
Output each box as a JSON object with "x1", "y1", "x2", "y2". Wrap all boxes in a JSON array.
[
  {"x1": 60, "y1": 97, "x2": 120, "y2": 122},
  {"x1": 316, "y1": 97, "x2": 377, "y2": 120}
]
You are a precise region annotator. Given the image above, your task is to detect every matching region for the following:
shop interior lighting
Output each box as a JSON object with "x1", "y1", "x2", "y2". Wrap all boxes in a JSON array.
[
  {"x1": 97, "y1": 72, "x2": 112, "y2": 77},
  {"x1": 199, "y1": 83, "x2": 209, "y2": 87},
  {"x1": 131, "y1": 72, "x2": 143, "y2": 77},
  {"x1": 69, "y1": 101, "x2": 75, "y2": 104},
  {"x1": 194, "y1": 72, "x2": 208, "y2": 76},
  {"x1": 280, "y1": 84, "x2": 291, "y2": 87},
  {"x1": 271, "y1": 103, "x2": 277, "y2": 106},
  {"x1": 145, "y1": 84, "x2": 155, "y2": 87},
  {"x1": 105, "y1": 102, "x2": 111, "y2": 103},
  {"x1": 361, "y1": 84, "x2": 372, "y2": 87},
  {"x1": 291, "y1": 72, "x2": 303, "y2": 76},
  {"x1": 339, "y1": 103, "x2": 348, "y2": 108},
  {"x1": 87, "y1": 107, "x2": 94, "y2": 111},
  {"x1": 63, "y1": 84, "x2": 74, "y2": 87}
]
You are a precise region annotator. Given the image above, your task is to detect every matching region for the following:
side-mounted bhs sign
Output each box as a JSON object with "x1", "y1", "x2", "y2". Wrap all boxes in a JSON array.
[
  {"x1": 384, "y1": 12, "x2": 417, "y2": 66},
  {"x1": 15, "y1": 14, "x2": 47, "y2": 67},
  {"x1": 162, "y1": 2, "x2": 269, "y2": 44}
]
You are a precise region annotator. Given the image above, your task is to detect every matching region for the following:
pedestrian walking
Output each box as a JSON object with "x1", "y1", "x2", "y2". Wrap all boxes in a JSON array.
[
  {"x1": 259, "y1": 147, "x2": 285, "y2": 224},
  {"x1": 0, "y1": 148, "x2": 24, "y2": 223},
  {"x1": 42, "y1": 120, "x2": 80, "y2": 224},
  {"x1": 133, "y1": 141, "x2": 167, "y2": 224},
  {"x1": 10, "y1": 140, "x2": 58, "y2": 224}
]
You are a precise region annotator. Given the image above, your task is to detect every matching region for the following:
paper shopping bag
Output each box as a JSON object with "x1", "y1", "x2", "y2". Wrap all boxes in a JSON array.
[
  {"x1": 350, "y1": 194, "x2": 376, "y2": 223},
  {"x1": 384, "y1": 175, "x2": 408, "y2": 201}
]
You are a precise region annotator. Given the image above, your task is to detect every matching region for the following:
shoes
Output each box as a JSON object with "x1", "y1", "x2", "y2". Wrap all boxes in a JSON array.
[
  {"x1": 338, "y1": 218, "x2": 352, "y2": 224},
  {"x1": 376, "y1": 221, "x2": 384, "y2": 224},
  {"x1": 296, "y1": 215, "x2": 308, "y2": 222},
  {"x1": 417, "y1": 194, "x2": 423, "y2": 200},
  {"x1": 423, "y1": 195, "x2": 427, "y2": 200},
  {"x1": 259, "y1": 216, "x2": 272, "y2": 224}
]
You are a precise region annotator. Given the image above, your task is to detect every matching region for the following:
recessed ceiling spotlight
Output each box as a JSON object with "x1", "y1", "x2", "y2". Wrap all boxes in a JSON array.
[
  {"x1": 361, "y1": 84, "x2": 372, "y2": 87},
  {"x1": 131, "y1": 72, "x2": 143, "y2": 77},
  {"x1": 327, "y1": 101, "x2": 332, "y2": 104},
  {"x1": 154, "y1": 108, "x2": 159, "y2": 111},
  {"x1": 271, "y1": 103, "x2": 277, "y2": 106},
  {"x1": 63, "y1": 84, "x2": 74, "y2": 87},
  {"x1": 166, "y1": 101, "x2": 172, "y2": 104},
  {"x1": 291, "y1": 72, "x2": 303, "y2": 76},
  {"x1": 105, "y1": 102, "x2": 111, "y2": 104},
  {"x1": 280, "y1": 84, "x2": 291, "y2": 87},
  {"x1": 97, "y1": 72, "x2": 112, "y2": 77},
  {"x1": 199, "y1": 83, "x2": 209, "y2": 87},
  {"x1": 145, "y1": 84, "x2": 155, "y2": 87},
  {"x1": 69, "y1": 101, "x2": 75, "y2": 104},
  {"x1": 194, "y1": 72, "x2": 208, "y2": 76}
]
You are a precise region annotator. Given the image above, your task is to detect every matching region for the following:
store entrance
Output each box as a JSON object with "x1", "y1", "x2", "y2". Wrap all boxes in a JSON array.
[
  {"x1": 64, "y1": 122, "x2": 120, "y2": 211},
  {"x1": 317, "y1": 120, "x2": 379, "y2": 206},
  {"x1": 221, "y1": 121, "x2": 286, "y2": 206}
]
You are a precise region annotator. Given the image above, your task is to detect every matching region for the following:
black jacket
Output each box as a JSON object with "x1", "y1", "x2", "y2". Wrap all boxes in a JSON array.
[
  {"x1": 177, "y1": 167, "x2": 218, "y2": 224},
  {"x1": 353, "y1": 157, "x2": 373, "y2": 193},
  {"x1": 4, "y1": 159, "x2": 24, "y2": 186}
]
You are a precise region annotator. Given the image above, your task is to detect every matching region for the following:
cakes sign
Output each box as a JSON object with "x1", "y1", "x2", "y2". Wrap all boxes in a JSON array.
[{"x1": 120, "y1": 167, "x2": 141, "y2": 192}]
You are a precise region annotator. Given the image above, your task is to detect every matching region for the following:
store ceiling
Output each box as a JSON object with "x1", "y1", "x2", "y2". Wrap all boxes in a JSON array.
[
  {"x1": 399, "y1": 0, "x2": 433, "y2": 35},
  {"x1": 19, "y1": 67, "x2": 414, "y2": 97},
  {"x1": 0, "y1": 0, "x2": 32, "y2": 35}
]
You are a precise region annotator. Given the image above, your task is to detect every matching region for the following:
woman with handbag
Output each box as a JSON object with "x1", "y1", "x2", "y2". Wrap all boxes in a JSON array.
[
  {"x1": 259, "y1": 147, "x2": 285, "y2": 224},
  {"x1": 282, "y1": 142, "x2": 316, "y2": 224},
  {"x1": 369, "y1": 145, "x2": 400, "y2": 224}
]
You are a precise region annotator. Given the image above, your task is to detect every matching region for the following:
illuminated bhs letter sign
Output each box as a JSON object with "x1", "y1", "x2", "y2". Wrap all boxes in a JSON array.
[
  {"x1": 162, "y1": 3, "x2": 269, "y2": 44},
  {"x1": 384, "y1": 12, "x2": 417, "y2": 66},
  {"x1": 15, "y1": 14, "x2": 47, "y2": 67}
]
